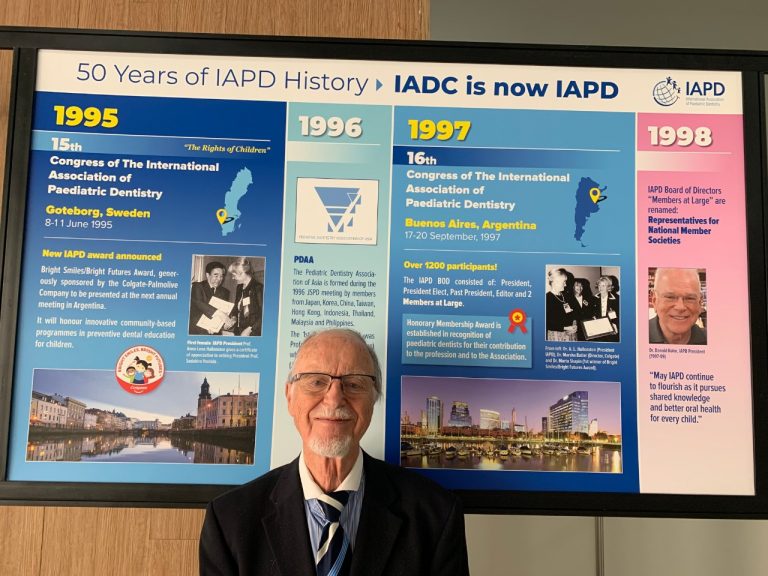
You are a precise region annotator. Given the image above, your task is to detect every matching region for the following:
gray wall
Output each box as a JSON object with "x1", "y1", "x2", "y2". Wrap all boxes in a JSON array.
[
  {"x1": 432, "y1": 0, "x2": 766, "y2": 50},
  {"x1": 432, "y1": 1, "x2": 768, "y2": 574}
]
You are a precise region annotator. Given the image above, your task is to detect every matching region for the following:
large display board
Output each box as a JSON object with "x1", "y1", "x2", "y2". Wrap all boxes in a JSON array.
[{"x1": 0, "y1": 30, "x2": 766, "y2": 516}]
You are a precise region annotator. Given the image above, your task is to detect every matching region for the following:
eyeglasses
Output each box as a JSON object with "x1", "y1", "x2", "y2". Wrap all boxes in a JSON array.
[
  {"x1": 659, "y1": 293, "x2": 701, "y2": 306},
  {"x1": 290, "y1": 372, "x2": 376, "y2": 397}
]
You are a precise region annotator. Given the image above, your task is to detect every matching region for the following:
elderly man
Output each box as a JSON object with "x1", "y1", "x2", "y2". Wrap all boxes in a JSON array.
[
  {"x1": 199, "y1": 328, "x2": 469, "y2": 576},
  {"x1": 649, "y1": 267, "x2": 707, "y2": 345}
]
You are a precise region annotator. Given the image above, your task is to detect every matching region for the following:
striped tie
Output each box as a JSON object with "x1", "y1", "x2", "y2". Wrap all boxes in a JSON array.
[{"x1": 314, "y1": 490, "x2": 351, "y2": 576}]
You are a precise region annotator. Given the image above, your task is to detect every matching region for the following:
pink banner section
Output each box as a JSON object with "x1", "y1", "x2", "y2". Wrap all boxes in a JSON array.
[{"x1": 636, "y1": 113, "x2": 754, "y2": 495}]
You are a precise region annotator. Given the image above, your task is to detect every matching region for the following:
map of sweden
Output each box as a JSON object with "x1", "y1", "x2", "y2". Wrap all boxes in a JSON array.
[
  {"x1": 220, "y1": 167, "x2": 253, "y2": 236},
  {"x1": 574, "y1": 176, "x2": 607, "y2": 246}
]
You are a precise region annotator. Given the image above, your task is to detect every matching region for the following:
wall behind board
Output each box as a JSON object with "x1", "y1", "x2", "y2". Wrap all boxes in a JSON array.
[
  {"x1": 431, "y1": 0, "x2": 768, "y2": 50},
  {"x1": 0, "y1": 1, "x2": 426, "y2": 575}
]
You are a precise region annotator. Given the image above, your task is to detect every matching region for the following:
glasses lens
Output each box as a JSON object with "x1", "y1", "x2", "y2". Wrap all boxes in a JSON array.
[
  {"x1": 340, "y1": 375, "x2": 375, "y2": 395},
  {"x1": 294, "y1": 373, "x2": 374, "y2": 396},
  {"x1": 295, "y1": 373, "x2": 332, "y2": 393},
  {"x1": 662, "y1": 293, "x2": 700, "y2": 305}
]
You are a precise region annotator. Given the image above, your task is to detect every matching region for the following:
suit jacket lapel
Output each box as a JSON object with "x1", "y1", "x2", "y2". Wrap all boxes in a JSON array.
[
  {"x1": 350, "y1": 454, "x2": 402, "y2": 576},
  {"x1": 262, "y1": 458, "x2": 316, "y2": 576}
]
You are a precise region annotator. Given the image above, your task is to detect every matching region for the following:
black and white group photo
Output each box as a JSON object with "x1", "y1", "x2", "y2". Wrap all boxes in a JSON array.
[
  {"x1": 545, "y1": 265, "x2": 620, "y2": 343},
  {"x1": 188, "y1": 255, "x2": 265, "y2": 337}
]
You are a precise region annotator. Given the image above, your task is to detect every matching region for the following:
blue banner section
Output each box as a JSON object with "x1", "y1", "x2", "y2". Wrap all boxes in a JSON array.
[
  {"x1": 8, "y1": 92, "x2": 288, "y2": 485},
  {"x1": 386, "y1": 105, "x2": 639, "y2": 493},
  {"x1": 15, "y1": 91, "x2": 640, "y2": 493}
]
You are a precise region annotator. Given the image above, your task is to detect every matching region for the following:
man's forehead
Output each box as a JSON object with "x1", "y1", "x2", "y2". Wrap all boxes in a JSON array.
[
  {"x1": 294, "y1": 333, "x2": 372, "y2": 367},
  {"x1": 658, "y1": 270, "x2": 700, "y2": 290}
]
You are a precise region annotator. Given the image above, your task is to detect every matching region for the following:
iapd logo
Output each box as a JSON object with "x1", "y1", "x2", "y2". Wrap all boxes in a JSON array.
[{"x1": 652, "y1": 76, "x2": 681, "y2": 107}]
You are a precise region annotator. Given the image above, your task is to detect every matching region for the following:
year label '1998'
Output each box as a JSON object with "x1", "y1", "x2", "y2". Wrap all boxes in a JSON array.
[{"x1": 647, "y1": 125, "x2": 712, "y2": 147}]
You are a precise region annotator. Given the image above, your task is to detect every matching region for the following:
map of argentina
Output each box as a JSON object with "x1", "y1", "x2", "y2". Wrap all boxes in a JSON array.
[
  {"x1": 574, "y1": 176, "x2": 607, "y2": 246},
  {"x1": 220, "y1": 167, "x2": 253, "y2": 236}
]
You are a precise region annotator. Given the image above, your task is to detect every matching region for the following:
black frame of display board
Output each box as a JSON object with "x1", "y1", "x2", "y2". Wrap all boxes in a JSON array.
[{"x1": 0, "y1": 27, "x2": 766, "y2": 517}]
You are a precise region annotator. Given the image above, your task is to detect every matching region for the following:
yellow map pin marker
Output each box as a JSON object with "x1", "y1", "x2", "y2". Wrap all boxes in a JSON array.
[
  {"x1": 216, "y1": 208, "x2": 228, "y2": 224},
  {"x1": 589, "y1": 187, "x2": 602, "y2": 204}
]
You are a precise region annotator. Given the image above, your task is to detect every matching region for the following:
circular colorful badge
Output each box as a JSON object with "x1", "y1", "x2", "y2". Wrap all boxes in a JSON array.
[{"x1": 115, "y1": 345, "x2": 165, "y2": 394}]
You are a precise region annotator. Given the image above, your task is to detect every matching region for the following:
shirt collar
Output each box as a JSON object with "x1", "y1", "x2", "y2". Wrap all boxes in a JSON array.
[{"x1": 298, "y1": 448, "x2": 364, "y2": 500}]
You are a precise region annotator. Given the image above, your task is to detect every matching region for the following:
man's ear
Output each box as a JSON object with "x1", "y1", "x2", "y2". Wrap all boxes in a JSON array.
[{"x1": 285, "y1": 381, "x2": 294, "y2": 415}]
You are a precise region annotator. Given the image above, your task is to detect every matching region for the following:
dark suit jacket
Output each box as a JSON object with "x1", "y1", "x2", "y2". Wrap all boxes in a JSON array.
[
  {"x1": 231, "y1": 279, "x2": 263, "y2": 336},
  {"x1": 199, "y1": 452, "x2": 469, "y2": 576},
  {"x1": 189, "y1": 281, "x2": 231, "y2": 335}
]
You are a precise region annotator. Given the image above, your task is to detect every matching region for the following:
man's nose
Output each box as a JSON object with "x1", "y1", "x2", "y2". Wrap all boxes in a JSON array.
[{"x1": 323, "y1": 378, "x2": 346, "y2": 404}]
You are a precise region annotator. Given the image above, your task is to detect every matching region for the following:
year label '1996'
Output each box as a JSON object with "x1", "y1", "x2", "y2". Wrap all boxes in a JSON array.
[{"x1": 298, "y1": 115, "x2": 362, "y2": 138}]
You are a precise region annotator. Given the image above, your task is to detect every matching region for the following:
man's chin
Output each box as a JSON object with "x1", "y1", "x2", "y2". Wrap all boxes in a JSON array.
[
  {"x1": 666, "y1": 322, "x2": 694, "y2": 334},
  {"x1": 308, "y1": 435, "x2": 353, "y2": 458}
]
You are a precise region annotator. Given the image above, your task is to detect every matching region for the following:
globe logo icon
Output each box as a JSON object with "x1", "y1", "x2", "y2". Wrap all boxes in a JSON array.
[{"x1": 653, "y1": 77, "x2": 680, "y2": 106}]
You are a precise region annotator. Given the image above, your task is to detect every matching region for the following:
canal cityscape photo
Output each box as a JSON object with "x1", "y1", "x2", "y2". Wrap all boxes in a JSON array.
[{"x1": 27, "y1": 368, "x2": 258, "y2": 464}]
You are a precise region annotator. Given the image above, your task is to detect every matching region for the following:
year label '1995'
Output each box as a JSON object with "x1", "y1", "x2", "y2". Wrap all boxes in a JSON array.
[{"x1": 53, "y1": 105, "x2": 119, "y2": 128}]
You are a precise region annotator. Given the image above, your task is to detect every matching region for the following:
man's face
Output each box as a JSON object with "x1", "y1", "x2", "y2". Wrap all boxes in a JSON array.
[
  {"x1": 285, "y1": 332, "x2": 375, "y2": 459},
  {"x1": 652, "y1": 270, "x2": 702, "y2": 340},
  {"x1": 206, "y1": 268, "x2": 224, "y2": 288}
]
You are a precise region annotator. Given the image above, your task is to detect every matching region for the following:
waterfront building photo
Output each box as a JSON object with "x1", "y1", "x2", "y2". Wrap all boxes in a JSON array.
[
  {"x1": 401, "y1": 375, "x2": 622, "y2": 473},
  {"x1": 26, "y1": 368, "x2": 258, "y2": 465}
]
